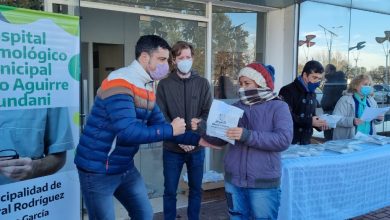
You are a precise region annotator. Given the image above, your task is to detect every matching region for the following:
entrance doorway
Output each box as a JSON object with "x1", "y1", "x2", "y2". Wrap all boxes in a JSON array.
[{"x1": 92, "y1": 43, "x2": 124, "y2": 95}]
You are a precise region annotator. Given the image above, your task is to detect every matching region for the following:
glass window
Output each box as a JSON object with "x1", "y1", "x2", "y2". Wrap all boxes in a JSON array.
[
  {"x1": 212, "y1": 6, "x2": 264, "y2": 100},
  {"x1": 350, "y1": 9, "x2": 390, "y2": 86},
  {"x1": 350, "y1": 8, "x2": 390, "y2": 133},
  {"x1": 298, "y1": 1, "x2": 350, "y2": 72},
  {"x1": 299, "y1": 0, "x2": 390, "y2": 138},
  {"x1": 84, "y1": 0, "x2": 206, "y2": 16},
  {"x1": 307, "y1": 0, "x2": 352, "y2": 7},
  {"x1": 53, "y1": 4, "x2": 69, "y2": 14}
]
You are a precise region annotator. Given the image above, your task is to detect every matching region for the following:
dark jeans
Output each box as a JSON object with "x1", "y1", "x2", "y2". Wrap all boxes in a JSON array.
[
  {"x1": 163, "y1": 148, "x2": 205, "y2": 220},
  {"x1": 78, "y1": 166, "x2": 153, "y2": 220}
]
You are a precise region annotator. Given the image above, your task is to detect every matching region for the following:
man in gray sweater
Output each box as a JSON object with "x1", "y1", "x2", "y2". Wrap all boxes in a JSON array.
[{"x1": 156, "y1": 41, "x2": 212, "y2": 220}]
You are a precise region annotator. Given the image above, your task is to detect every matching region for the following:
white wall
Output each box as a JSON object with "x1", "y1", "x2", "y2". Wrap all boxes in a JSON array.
[
  {"x1": 265, "y1": 5, "x2": 297, "y2": 93},
  {"x1": 80, "y1": 7, "x2": 140, "y2": 110}
]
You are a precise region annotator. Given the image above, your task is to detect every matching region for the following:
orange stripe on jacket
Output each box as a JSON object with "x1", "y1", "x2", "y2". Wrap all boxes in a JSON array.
[{"x1": 101, "y1": 79, "x2": 156, "y2": 101}]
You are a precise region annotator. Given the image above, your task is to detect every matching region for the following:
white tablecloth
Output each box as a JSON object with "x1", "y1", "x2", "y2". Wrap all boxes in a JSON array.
[{"x1": 278, "y1": 143, "x2": 390, "y2": 219}]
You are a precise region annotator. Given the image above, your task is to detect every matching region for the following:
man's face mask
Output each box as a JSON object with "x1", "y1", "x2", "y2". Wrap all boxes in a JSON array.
[
  {"x1": 177, "y1": 59, "x2": 193, "y2": 75},
  {"x1": 305, "y1": 72, "x2": 322, "y2": 93},
  {"x1": 147, "y1": 54, "x2": 169, "y2": 80}
]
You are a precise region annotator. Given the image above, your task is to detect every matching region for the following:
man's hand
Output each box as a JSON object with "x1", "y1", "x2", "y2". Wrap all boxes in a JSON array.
[
  {"x1": 199, "y1": 138, "x2": 222, "y2": 150},
  {"x1": 171, "y1": 117, "x2": 186, "y2": 136},
  {"x1": 0, "y1": 157, "x2": 34, "y2": 180},
  {"x1": 179, "y1": 144, "x2": 195, "y2": 152},
  {"x1": 191, "y1": 118, "x2": 202, "y2": 131},
  {"x1": 226, "y1": 127, "x2": 243, "y2": 140},
  {"x1": 312, "y1": 116, "x2": 328, "y2": 130}
]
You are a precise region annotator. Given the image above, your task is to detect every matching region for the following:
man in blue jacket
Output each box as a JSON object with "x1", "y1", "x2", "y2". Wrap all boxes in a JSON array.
[{"x1": 74, "y1": 35, "x2": 215, "y2": 220}]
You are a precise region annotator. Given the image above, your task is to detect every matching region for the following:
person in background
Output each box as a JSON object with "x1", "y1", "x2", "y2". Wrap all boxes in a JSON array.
[
  {"x1": 332, "y1": 74, "x2": 383, "y2": 140},
  {"x1": 0, "y1": 107, "x2": 73, "y2": 185},
  {"x1": 279, "y1": 60, "x2": 328, "y2": 145},
  {"x1": 196, "y1": 63, "x2": 293, "y2": 219},
  {"x1": 321, "y1": 64, "x2": 347, "y2": 140},
  {"x1": 74, "y1": 35, "x2": 216, "y2": 220},
  {"x1": 156, "y1": 41, "x2": 212, "y2": 220}
]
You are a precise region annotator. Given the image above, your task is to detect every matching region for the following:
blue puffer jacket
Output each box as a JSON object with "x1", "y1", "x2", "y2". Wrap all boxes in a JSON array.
[{"x1": 74, "y1": 61, "x2": 200, "y2": 174}]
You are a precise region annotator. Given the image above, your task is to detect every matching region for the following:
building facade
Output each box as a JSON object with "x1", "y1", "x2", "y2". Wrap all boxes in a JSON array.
[{"x1": 4, "y1": 0, "x2": 390, "y2": 201}]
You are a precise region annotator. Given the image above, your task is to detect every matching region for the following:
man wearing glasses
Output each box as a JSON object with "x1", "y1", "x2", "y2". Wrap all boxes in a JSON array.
[
  {"x1": 279, "y1": 60, "x2": 329, "y2": 145},
  {"x1": 0, "y1": 108, "x2": 73, "y2": 185}
]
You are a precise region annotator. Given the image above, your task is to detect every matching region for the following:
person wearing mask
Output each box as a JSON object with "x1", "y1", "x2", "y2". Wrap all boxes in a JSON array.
[
  {"x1": 74, "y1": 35, "x2": 216, "y2": 220},
  {"x1": 156, "y1": 41, "x2": 212, "y2": 220},
  {"x1": 279, "y1": 60, "x2": 328, "y2": 145},
  {"x1": 196, "y1": 63, "x2": 293, "y2": 219},
  {"x1": 332, "y1": 74, "x2": 383, "y2": 140},
  {"x1": 321, "y1": 64, "x2": 347, "y2": 140}
]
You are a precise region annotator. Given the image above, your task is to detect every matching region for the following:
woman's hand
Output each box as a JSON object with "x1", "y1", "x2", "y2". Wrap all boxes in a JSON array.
[
  {"x1": 226, "y1": 127, "x2": 243, "y2": 140},
  {"x1": 354, "y1": 118, "x2": 363, "y2": 126}
]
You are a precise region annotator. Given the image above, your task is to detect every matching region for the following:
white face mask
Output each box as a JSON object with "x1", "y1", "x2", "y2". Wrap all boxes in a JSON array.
[{"x1": 177, "y1": 59, "x2": 193, "y2": 74}]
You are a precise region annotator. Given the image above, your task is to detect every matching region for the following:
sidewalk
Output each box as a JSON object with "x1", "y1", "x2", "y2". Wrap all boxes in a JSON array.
[
  {"x1": 154, "y1": 200, "x2": 390, "y2": 220},
  {"x1": 153, "y1": 188, "x2": 390, "y2": 220}
]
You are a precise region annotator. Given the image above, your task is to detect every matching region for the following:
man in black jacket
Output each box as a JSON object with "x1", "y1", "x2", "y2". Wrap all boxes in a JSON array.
[
  {"x1": 279, "y1": 60, "x2": 328, "y2": 145},
  {"x1": 156, "y1": 41, "x2": 212, "y2": 220},
  {"x1": 321, "y1": 64, "x2": 347, "y2": 140}
]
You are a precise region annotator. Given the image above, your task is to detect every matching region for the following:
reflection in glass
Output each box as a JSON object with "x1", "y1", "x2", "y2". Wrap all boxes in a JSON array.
[
  {"x1": 140, "y1": 17, "x2": 206, "y2": 76},
  {"x1": 298, "y1": 34, "x2": 316, "y2": 61},
  {"x1": 319, "y1": 25, "x2": 343, "y2": 65},
  {"x1": 374, "y1": 31, "x2": 390, "y2": 85},
  {"x1": 350, "y1": 9, "x2": 390, "y2": 91},
  {"x1": 298, "y1": 1, "x2": 350, "y2": 74},
  {"x1": 306, "y1": 0, "x2": 352, "y2": 7},
  {"x1": 348, "y1": 41, "x2": 366, "y2": 76},
  {"x1": 84, "y1": 0, "x2": 206, "y2": 16},
  {"x1": 352, "y1": 0, "x2": 390, "y2": 15},
  {"x1": 301, "y1": 1, "x2": 390, "y2": 135},
  {"x1": 212, "y1": 6, "x2": 262, "y2": 99}
]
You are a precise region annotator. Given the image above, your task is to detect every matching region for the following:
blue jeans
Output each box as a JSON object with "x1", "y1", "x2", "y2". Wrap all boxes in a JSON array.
[
  {"x1": 224, "y1": 181, "x2": 281, "y2": 220},
  {"x1": 78, "y1": 166, "x2": 153, "y2": 220},
  {"x1": 163, "y1": 149, "x2": 205, "y2": 220}
]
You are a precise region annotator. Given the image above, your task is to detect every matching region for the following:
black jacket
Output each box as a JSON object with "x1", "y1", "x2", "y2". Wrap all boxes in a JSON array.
[
  {"x1": 279, "y1": 78, "x2": 317, "y2": 145},
  {"x1": 156, "y1": 70, "x2": 212, "y2": 153},
  {"x1": 321, "y1": 71, "x2": 347, "y2": 112}
]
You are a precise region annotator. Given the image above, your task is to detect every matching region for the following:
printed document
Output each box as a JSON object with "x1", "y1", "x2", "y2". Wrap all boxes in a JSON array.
[
  {"x1": 360, "y1": 107, "x2": 390, "y2": 122},
  {"x1": 206, "y1": 100, "x2": 244, "y2": 144},
  {"x1": 319, "y1": 114, "x2": 342, "y2": 128}
]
